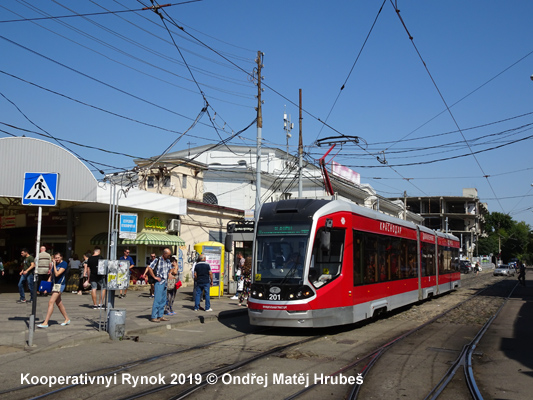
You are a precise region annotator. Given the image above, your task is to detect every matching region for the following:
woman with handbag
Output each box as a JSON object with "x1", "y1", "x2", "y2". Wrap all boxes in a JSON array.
[
  {"x1": 164, "y1": 257, "x2": 180, "y2": 316},
  {"x1": 37, "y1": 252, "x2": 70, "y2": 328}
]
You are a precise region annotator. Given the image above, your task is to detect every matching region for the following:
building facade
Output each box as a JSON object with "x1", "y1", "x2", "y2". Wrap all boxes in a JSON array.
[{"x1": 388, "y1": 188, "x2": 488, "y2": 259}]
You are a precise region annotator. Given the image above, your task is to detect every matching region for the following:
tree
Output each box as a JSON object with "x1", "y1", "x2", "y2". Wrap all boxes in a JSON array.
[{"x1": 476, "y1": 212, "x2": 531, "y2": 263}]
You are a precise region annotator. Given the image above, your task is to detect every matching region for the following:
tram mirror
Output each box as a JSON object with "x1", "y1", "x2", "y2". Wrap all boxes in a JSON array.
[
  {"x1": 320, "y1": 230, "x2": 331, "y2": 252},
  {"x1": 225, "y1": 234, "x2": 233, "y2": 252}
]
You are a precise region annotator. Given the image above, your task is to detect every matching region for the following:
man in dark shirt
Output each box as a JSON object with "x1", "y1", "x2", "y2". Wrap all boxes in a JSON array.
[
  {"x1": 17, "y1": 248, "x2": 35, "y2": 303},
  {"x1": 87, "y1": 246, "x2": 105, "y2": 309},
  {"x1": 193, "y1": 254, "x2": 213, "y2": 312}
]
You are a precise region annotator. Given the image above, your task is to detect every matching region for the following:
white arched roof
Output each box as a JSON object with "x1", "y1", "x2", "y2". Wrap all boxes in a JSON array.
[{"x1": 0, "y1": 137, "x2": 98, "y2": 202}]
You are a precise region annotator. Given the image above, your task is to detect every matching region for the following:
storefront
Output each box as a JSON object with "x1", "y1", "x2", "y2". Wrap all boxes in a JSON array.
[{"x1": 0, "y1": 137, "x2": 187, "y2": 290}]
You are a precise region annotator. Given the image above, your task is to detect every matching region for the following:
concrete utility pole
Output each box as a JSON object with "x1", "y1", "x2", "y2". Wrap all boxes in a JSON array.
[
  {"x1": 298, "y1": 89, "x2": 303, "y2": 197},
  {"x1": 255, "y1": 51, "x2": 264, "y2": 220}
]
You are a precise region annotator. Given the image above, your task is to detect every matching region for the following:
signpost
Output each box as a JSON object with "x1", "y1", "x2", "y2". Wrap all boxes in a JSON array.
[{"x1": 22, "y1": 172, "x2": 59, "y2": 347}]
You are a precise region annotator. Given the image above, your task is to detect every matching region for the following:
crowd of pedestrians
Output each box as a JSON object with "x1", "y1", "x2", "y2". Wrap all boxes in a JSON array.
[{"x1": 4, "y1": 245, "x2": 253, "y2": 327}]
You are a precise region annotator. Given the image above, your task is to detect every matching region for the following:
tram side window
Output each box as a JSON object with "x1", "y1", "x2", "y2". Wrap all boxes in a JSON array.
[
  {"x1": 310, "y1": 228, "x2": 344, "y2": 288},
  {"x1": 353, "y1": 232, "x2": 363, "y2": 286},
  {"x1": 363, "y1": 235, "x2": 378, "y2": 284},
  {"x1": 378, "y1": 236, "x2": 391, "y2": 282},
  {"x1": 407, "y1": 242, "x2": 417, "y2": 278},
  {"x1": 441, "y1": 247, "x2": 458, "y2": 273},
  {"x1": 421, "y1": 242, "x2": 435, "y2": 277},
  {"x1": 451, "y1": 247, "x2": 459, "y2": 271},
  {"x1": 438, "y1": 247, "x2": 444, "y2": 274}
]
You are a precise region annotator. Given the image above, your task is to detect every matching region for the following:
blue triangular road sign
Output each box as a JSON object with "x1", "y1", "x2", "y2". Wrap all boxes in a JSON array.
[{"x1": 22, "y1": 173, "x2": 58, "y2": 206}]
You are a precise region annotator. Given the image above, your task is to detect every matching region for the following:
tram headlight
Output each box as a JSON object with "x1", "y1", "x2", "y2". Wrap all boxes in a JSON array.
[
  {"x1": 289, "y1": 293, "x2": 294, "y2": 299},
  {"x1": 296, "y1": 285, "x2": 314, "y2": 299},
  {"x1": 258, "y1": 292, "x2": 263, "y2": 298}
]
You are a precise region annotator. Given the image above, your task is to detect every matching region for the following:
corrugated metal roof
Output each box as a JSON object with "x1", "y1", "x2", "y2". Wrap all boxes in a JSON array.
[{"x1": 0, "y1": 137, "x2": 97, "y2": 202}]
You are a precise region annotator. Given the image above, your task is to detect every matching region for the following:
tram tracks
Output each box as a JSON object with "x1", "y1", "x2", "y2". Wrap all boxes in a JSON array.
[
  {"x1": 117, "y1": 274, "x2": 507, "y2": 400},
  {"x1": 4, "y1": 273, "x2": 510, "y2": 400},
  {"x1": 2, "y1": 327, "x2": 269, "y2": 399},
  {"x1": 348, "y1": 277, "x2": 518, "y2": 400}
]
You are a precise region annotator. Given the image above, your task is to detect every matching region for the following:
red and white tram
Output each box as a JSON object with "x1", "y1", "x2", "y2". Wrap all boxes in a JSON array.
[{"x1": 248, "y1": 198, "x2": 460, "y2": 328}]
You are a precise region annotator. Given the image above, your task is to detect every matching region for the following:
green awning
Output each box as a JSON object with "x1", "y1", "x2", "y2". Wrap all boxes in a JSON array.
[
  {"x1": 122, "y1": 232, "x2": 185, "y2": 246},
  {"x1": 90, "y1": 232, "x2": 185, "y2": 246},
  {"x1": 90, "y1": 232, "x2": 116, "y2": 245}
]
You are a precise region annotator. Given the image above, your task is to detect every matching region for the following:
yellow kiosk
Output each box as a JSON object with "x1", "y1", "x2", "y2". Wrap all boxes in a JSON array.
[{"x1": 194, "y1": 241, "x2": 225, "y2": 297}]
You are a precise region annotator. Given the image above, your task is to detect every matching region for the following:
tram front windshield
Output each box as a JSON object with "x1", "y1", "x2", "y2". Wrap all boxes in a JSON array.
[{"x1": 255, "y1": 224, "x2": 310, "y2": 284}]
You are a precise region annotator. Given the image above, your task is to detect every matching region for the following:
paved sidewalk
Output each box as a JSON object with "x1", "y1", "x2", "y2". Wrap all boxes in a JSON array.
[{"x1": 0, "y1": 286, "x2": 247, "y2": 354}]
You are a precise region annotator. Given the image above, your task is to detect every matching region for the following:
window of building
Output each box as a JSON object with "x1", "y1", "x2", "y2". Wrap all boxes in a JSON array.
[
  {"x1": 182, "y1": 174, "x2": 187, "y2": 189},
  {"x1": 147, "y1": 176, "x2": 154, "y2": 188},
  {"x1": 162, "y1": 175, "x2": 170, "y2": 187},
  {"x1": 203, "y1": 192, "x2": 218, "y2": 205}
]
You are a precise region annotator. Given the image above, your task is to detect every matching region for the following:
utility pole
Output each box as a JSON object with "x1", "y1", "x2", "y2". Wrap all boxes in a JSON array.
[
  {"x1": 283, "y1": 106, "x2": 293, "y2": 165},
  {"x1": 255, "y1": 51, "x2": 264, "y2": 220},
  {"x1": 298, "y1": 89, "x2": 303, "y2": 197}
]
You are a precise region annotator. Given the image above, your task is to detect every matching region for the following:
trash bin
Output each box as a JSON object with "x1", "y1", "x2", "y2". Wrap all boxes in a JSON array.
[{"x1": 108, "y1": 309, "x2": 126, "y2": 340}]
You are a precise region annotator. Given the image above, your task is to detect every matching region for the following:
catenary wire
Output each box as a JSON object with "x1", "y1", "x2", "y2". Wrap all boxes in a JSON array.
[{"x1": 389, "y1": 0, "x2": 505, "y2": 213}]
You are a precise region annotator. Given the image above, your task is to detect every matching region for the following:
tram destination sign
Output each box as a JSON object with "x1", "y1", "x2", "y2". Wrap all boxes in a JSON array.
[{"x1": 257, "y1": 223, "x2": 310, "y2": 236}]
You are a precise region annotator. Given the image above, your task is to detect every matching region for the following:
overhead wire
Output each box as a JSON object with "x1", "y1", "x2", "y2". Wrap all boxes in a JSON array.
[
  {"x1": 147, "y1": 0, "x2": 249, "y2": 156},
  {"x1": 314, "y1": 0, "x2": 387, "y2": 142},
  {"x1": 14, "y1": 0, "x2": 254, "y2": 100},
  {"x1": 0, "y1": 90, "x2": 107, "y2": 174},
  {"x1": 388, "y1": 0, "x2": 505, "y2": 212},
  {"x1": 0, "y1": 1, "x2": 201, "y2": 23},
  {"x1": 383, "y1": 48, "x2": 533, "y2": 152},
  {"x1": 110, "y1": 0, "x2": 255, "y2": 62},
  {"x1": 0, "y1": 69, "x2": 221, "y2": 142}
]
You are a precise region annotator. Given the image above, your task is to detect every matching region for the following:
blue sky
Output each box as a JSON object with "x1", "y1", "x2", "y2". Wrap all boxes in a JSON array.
[{"x1": 1, "y1": 1, "x2": 533, "y2": 225}]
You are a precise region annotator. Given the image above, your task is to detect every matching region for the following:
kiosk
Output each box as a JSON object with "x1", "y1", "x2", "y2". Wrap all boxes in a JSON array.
[{"x1": 194, "y1": 241, "x2": 224, "y2": 297}]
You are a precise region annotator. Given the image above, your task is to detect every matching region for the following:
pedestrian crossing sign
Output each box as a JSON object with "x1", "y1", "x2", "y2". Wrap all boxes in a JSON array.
[{"x1": 22, "y1": 173, "x2": 59, "y2": 206}]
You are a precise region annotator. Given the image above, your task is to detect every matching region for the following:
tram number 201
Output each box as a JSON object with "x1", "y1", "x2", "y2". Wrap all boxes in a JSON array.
[{"x1": 268, "y1": 293, "x2": 281, "y2": 301}]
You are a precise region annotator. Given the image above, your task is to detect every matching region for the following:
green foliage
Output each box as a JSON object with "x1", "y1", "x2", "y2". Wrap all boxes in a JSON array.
[{"x1": 479, "y1": 212, "x2": 531, "y2": 263}]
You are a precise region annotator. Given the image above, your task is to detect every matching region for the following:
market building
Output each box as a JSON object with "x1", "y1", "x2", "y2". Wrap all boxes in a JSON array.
[{"x1": 0, "y1": 137, "x2": 186, "y2": 285}]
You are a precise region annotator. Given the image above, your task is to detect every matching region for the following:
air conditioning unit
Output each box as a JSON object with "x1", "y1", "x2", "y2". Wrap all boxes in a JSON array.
[{"x1": 167, "y1": 219, "x2": 181, "y2": 232}]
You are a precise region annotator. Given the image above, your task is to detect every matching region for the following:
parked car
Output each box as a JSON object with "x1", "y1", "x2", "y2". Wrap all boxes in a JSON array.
[
  {"x1": 459, "y1": 260, "x2": 473, "y2": 274},
  {"x1": 493, "y1": 264, "x2": 515, "y2": 277}
]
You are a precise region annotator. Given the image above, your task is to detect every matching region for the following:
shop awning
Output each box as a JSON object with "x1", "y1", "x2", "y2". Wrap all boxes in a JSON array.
[
  {"x1": 122, "y1": 232, "x2": 185, "y2": 246},
  {"x1": 90, "y1": 232, "x2": 116, "y2": 245},
  {"x1": 90, "y1": 232, "x2": 185, "y2": 246}
]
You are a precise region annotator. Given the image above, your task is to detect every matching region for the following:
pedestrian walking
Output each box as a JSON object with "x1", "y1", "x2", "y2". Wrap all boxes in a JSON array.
[
  {"x1": 238, "y1": 256, "x2": 252, "y2": 306},
  {"x1": 87, "y1": 246, "x2": 105, "y2": 309},
  {"x1": 518, "y1": 262, "x2": 526, "y2": 286},
  {"x1": 165, "y1": 256, "x2": 180, "y2": 316},
  {"x1": 231, "y1": 252, "x2": 245, "y2": 300},
  {"x1": 142, "y1": 253, "x2": 157, "y2": 298},
  {"x1": 17, "y1": 248, "x2": 35, "y2": 303},
  {"x1": 37, "y1": 252, "x2": 70, "y2": 328},
  {"x1": 194, "y1": 254, "x2": 213, "y2": 312},
  {"x1": 474, "y1": 262, "x2": 480, "y2": 276}
]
